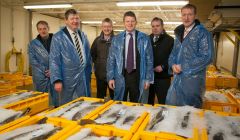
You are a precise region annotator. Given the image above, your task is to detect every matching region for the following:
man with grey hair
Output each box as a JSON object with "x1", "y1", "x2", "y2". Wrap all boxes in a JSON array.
[{"x1": 91, "y1": 18, "x2": 114, "y2": 99}]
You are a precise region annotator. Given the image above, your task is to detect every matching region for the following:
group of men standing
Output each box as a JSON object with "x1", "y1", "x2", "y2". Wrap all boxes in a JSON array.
[{"x1": 28, "y1": 4, "x2": 214, "y2": 108}]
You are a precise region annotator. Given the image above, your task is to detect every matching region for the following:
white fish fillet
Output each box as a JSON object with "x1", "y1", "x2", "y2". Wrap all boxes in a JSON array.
[
  {"x1": 146, "y1": 106, "x2": 201, "y2": 138},
  {"x1": 0, "y1": 108, "x2": 22, "y2": 125},
  {"x1": 0, "y1": 92, "x2": 33, "y2": 107},
  {"x1": 204, "y1": 91, "x2": 228, "y2": 102},
  {"x1": 47, "y1": 101, "x2": 101, "y2": 120},
  {"x1": 205, "y1": 111, "x2": 240, "y2": 140},
  {"x1": 0, "y1": 124, "x2": 55, "y2": 140}
]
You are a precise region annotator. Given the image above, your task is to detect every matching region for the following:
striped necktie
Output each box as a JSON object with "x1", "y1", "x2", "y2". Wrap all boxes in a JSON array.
[{"x1": 73, "y1": 32, "x2": 84, "y2": 64}]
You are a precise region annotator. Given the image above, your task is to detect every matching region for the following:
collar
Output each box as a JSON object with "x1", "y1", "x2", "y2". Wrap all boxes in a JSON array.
[
  {"x1": 184, "y1": 22, "x2": 195, "y2": 32},
  {"x1": 126, "y1": 30, "x2": 136, "y2": 36},
  {"x1": 67, "y1": 26, "x2": 77, "y2": 35}
]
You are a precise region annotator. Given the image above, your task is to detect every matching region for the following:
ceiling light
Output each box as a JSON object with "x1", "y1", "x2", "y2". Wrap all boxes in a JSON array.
[
  {"x1": 166, "y1": 31, "x2": 174, "y2": 33},
  {"x1": 81, "y1": 21, "x2": 116, "y2": 24},
  {"x1": 145, "y1": 21, "x2": 182, "y2": 25},
  {"x1": 116, "y1": 1, "x2": 188, "y2": 7},
  {"x1": 23, "y1": 4, "x2": 72, "y2": 9},
  {"x1": 114, "y1": 29, "x2": 124, "y2": 32}
]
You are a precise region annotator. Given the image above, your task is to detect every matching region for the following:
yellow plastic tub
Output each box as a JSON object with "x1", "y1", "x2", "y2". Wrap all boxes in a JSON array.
[
  {"x1": 134, "y1": 105, "x2": 204, "y2": 140},
  {"x1": 44, "y1": 97, "x2": 113, "y2": 121},
  {"x1": 0, "y1": 116, "x2": 77, "y2": 140},
  {"x1": 2, "y1": 90, "x2": 49, "y2": 115},
  {"x1": 0, "y1": 115, "x2": 30, "y2": 132},
  {"x1": 203, "y1": 93, "x2": 238, "y2": 113},
  {"x1": 60, "y1": 125, "x2": 132, "y2": 140},
  {"x1": 0, "y1": 86, "x2": 17, "y2": 96},
  {"x1": 201, "y1": 111, "x2": 240, "y2": 140},
  {"x1": 87, "y1": 101, "x2": 149, "y2": 133}
]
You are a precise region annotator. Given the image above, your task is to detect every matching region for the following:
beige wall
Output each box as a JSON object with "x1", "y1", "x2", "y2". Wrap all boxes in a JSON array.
[
  {"x1": 81, "y1": 24, "x2": 97, "y2": 46},
  {"x1": 216, "y1": 32, "x2": 235, "y2": 72},
  {"x1": 32, "y1": 13, "x2": 62, "y2": 39},
  {"x1": 237, "y1": 46, "x2": 240, "y2": 78},
  {"x1": 0, "y1": 5, "x2": 29, "y2": 73},
  {"x1": 0, "y1": 6, "x2": 98, "y2": 73}
]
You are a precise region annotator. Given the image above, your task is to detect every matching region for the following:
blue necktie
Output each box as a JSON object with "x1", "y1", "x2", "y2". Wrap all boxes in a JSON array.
[{"x1": 127, "y1": 33, "x2": 134, "y2": 73}]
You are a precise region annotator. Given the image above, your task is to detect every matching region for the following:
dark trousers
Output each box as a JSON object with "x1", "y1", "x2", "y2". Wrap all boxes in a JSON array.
[
  {"x1": 148, "y1": 78, "x2": 171, "y2": 105},
  {"x1": 123, "y1": 70, "x2": 140, "y2": 103},
  {"x1": 96, "y1": 79, "x2": 114, "y2": 99}
]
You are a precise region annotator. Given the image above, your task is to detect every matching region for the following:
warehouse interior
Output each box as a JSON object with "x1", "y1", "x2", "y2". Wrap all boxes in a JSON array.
[
  {"x1": 0, "y1": 0, "x2": 240, "y2": 78},
  {"x1": 0, "y1": 0, "x2": 240, "y2": 139}
]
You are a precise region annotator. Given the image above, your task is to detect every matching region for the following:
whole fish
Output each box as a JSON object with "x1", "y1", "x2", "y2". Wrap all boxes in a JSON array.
[
  {"x1": 95, "y1": 104, "x2": 125, "y2": 124},
  {"x1": 122, "y1": 115, "x2": 135, "y2": 125},
  {"x1": 181, "y1": 112, "x2": 190, "y2": 128},
  {"x1": 72, "y1": 105, "x2": 97, "y2": 121},
  {"x1": 0, "y1": 92, "x2": 41, "y2": 107},
  {"x1": 0, "y1": 124, "x2": 58, "y2": 140},
  {"x1": 0, "y1": 108, "x2": 30, "y2": 125},
  {"x1": 47, "y1": 100, "x2": 83, "y2": 117},
  {"x1": 213, "y1": 132, "x2": 224, "y2": 140},
  {"x1": 148, "y1": 109, "x2": 165, "y2": 130}
]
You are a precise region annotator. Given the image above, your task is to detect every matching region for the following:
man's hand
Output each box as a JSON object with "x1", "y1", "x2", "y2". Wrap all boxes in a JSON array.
[
  {"x1": 108, "y1": 80, "x2": 115, "y2": 90},
  {"x1": 144, "y1": 82, "x2": 150, "y2": 90},
  {"x1": 154, "y1": 65, "x2": 163, "y2": 73},
  {"x1": 54, "y1": 82, "x2": 62, "y2": 93},
  {"x1": 45, "y1": 70, "x2": 50, "y2": 78},
  {"x1": 172, "y1": 64, "x2": 182, "y2": 74}
]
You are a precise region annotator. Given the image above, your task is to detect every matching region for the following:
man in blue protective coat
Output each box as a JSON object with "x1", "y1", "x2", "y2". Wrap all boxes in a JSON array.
[
  {"x1": 107, "y1": 11, "x2": 154, "y2": 103},
  {"x1": 28, "y1": 20, "x2": 58, "y2": 106},
  {"x1": 49, "y1": 9, "x2": 91, "y2": 106},
  {"x1": 166, "y1": 4, "x2": 214, "y2": 108}
]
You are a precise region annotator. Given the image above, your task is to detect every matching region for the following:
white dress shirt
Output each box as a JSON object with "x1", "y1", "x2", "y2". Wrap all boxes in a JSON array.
[
  {"x1": 183, "y1": 23, "x2": 195, "y2": 38},
  {"x1": 67, "y1": 27, "x2": 84, "y2": 61}
]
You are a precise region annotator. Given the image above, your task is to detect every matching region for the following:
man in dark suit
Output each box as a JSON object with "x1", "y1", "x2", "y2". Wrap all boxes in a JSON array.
[
  {"x1": 49, "y1": 9, "x2": 91, "y2": 105},
  {"x1": 107, "y1": 11, "x2": 154, "y2": 103},
  {"x1": 148, "y1": 17, "x2": 174, "y2": 105}
]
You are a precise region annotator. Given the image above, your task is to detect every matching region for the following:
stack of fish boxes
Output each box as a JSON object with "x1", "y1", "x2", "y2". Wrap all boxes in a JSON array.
[
  {"x1": 0, "y1": 79, "x2": 16, "y2": 96},
  {"x1": 216, "y1": 74, "x2": 238, "y2": 88},
  {"x1": 203, "y1": 90, "x2": 238, "y2": 113},
  {"x1": 22, "y1": 75, "x2": 33, "y2": 86},
  {"x1": 225, "y1": 89, "x2": 240, "y2": 113},
  {"x1": 0, "y1": 72, "x2": 24, "y2": 87},
  {"x1": 206, "y1": 72, "x2": 217, "y2": 90}
]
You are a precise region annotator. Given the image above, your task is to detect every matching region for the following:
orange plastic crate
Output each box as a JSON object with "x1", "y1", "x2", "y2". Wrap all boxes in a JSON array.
[{"x1": 203, "y1": 93, "x2": 238, "y2": 113}]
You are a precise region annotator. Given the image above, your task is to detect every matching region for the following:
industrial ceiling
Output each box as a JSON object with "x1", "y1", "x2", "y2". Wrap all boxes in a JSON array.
[{"x1": 1, "y1": 0, "x2": 240, "y2": 34}]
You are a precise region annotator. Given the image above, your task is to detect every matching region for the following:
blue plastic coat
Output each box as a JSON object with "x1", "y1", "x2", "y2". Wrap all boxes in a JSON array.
[
  {"x1": 166, "y1": 22, "x2": 214, "y2": 108},
  {"x1": 49, "y1": 28, "x2": 91, "y2": 105},
  {"x1": 107, "y1": 30, "x2": 154, "y2": 103},
  {"x1": 28, "y1": 38, "x2": 58, "y2": 106}
]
